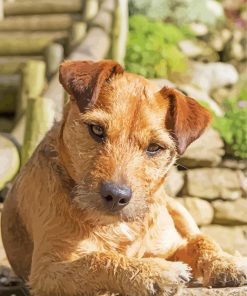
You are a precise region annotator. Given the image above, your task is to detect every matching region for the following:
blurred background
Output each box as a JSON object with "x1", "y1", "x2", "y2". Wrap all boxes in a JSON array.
[{"x1": 0, "y1": 0, "x2": 246, "y2": 292}]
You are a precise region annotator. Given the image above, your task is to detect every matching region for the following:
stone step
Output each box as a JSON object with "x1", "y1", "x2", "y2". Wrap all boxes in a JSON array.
[
  {"x1": 0, "y1": 285, "x2": 246, "y2": 296},
  {"x1": 0, "y1": 14, "x2": 81, "y2": 31},
  {"x1": 4, "y1": 0, "x2": 84, "y2": 16},
  {"x1": 183, "y1": 286, "x2": 247, "y2": 295}
]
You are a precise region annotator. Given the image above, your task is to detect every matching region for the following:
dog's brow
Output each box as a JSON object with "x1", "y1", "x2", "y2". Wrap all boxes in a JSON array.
[
  {"x1": 149, "y1": 129, "x2": 175, "y2": 148},
  {"x1": 80, "y1": 110, "x2": 111, "y2": 125},
  {"x1": 152, "y1": 128, "x2": 172, "y2": 141}
]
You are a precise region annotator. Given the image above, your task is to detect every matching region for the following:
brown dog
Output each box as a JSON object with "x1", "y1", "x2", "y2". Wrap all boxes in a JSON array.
[{"x1": 1, "y1": 60, "x2": 247, "y2": 296}]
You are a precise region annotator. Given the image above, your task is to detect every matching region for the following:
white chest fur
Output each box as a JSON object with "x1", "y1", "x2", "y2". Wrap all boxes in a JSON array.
[
  {"x1": 77, "y1": 203, "x2": 183, "y2": 259},
  {"x1": 125, "y1": 205, "x2": 183, "y2": 258}
]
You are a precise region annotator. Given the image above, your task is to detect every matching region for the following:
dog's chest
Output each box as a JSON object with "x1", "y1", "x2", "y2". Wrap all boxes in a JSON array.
[{"x1": 77, "y1": 206, "x2": 183, "y2": 259}]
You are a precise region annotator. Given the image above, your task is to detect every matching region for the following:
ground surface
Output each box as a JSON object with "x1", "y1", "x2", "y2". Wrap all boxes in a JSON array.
[{"x1": 182, "y1": 286, "x2": 247, "y2": 295}]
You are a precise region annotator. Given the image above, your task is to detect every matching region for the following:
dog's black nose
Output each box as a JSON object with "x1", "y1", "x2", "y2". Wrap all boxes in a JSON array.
[{"x1": 100, "y1": 181, "x2": 132, "y2": 211}]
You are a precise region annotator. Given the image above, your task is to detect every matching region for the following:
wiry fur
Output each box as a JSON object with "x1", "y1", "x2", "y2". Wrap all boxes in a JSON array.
[{"x1": 1, "y1": 60, "x2": 247, "y2": 296}]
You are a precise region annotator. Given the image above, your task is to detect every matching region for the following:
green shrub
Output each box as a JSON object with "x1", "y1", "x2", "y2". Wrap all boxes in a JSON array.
[
  {"x1": 213, "y1": 88, "x2": 247, "y2": 158},
  {"x1": 125, "y1": 15, "x2": 192, "y2": 78}
]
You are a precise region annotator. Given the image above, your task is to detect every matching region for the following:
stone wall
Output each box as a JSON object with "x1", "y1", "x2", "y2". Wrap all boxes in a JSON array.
[{"x1": 165, "y1": 125, "x2": 247, "y2": 256}]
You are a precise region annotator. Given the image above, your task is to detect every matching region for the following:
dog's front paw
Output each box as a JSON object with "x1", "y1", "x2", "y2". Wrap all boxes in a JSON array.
[
  {"x1": 202, "y1": 255, "x2": 247, "y2": 288},
  {"x1": 127, "y1": 258, "x2": 191, "y2": 296}
]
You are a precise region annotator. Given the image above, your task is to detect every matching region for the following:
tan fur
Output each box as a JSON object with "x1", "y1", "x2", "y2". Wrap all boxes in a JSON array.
[{"x1": 1, "y1": 60, "x2": 247, "y2": 296}]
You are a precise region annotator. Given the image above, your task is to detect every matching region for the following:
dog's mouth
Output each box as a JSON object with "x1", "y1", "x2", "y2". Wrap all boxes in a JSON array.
[
  {"x1": 100, "y1": 202, "x2": 148, "y2": 222},
  {"x1": 70, "y1": 185, "x2": 148, "y2": 223}
]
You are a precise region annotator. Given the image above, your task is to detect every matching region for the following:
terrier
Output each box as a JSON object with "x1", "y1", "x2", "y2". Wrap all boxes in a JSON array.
[{"x1": 2, "y1": 60, "x2": 247, "y2": 296}]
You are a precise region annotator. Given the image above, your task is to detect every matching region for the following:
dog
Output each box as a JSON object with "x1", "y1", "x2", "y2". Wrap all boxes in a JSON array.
[{"x1": 1, "y1": 60, "x2": 247, "y2": 296}]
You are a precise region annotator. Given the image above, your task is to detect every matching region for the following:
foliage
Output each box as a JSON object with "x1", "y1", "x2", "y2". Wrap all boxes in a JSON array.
[
  {"x1": 128, "y1": 0, "x2": 224, "y2": 27},
  {"x1": 125, "y1": 15, "x2": 192, "y2": 78},
  {"x1": 213, "y1": 88, "x2": 247, "y2": 158}
]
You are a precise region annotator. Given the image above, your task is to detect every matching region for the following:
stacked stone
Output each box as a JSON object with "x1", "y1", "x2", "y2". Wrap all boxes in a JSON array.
[{"x1": 165, "y1": 127, "x2": 247, "y2": 256}]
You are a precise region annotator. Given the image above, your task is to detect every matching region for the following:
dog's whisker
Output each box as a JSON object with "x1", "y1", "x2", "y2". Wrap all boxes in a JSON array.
[{"x1": 174, "y1": 162, "x2": 189, "y2": 170}]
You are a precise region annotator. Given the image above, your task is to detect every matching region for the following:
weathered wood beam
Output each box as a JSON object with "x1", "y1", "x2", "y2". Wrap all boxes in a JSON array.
[
  {"x1": 111, "y1": 0, "x2": 128, "y2": 65},
  {"x1": 0, "y1": 14, "x2": 79, "y2": 31},
  {"x1": 44, "y1": 43, "x2": 64, "y2": 78},
  {"x1": 4, "y1": 0, "x2": 83, "y2": 16},
  {"x1": 0, "y1": 0, "x2": 3, "y2": 20},
  {"x1": 83, "y1": 0, "x2": 99, "y2": 21},
  {"x1": 0, "y1": 57, "x2": 43, "y2": 75},
  {"x1": 17, "y1": 60, "x2": 46, "y2": 119},
  {"x1": 69, "y1": 22, "x2": 87, "y2": 50},
  {"x1": 0, "y1": 32, "x2": 68, "y2": 56},
  {"x1": 21, "y1": 97, "x2": 55, "y2": 164}
]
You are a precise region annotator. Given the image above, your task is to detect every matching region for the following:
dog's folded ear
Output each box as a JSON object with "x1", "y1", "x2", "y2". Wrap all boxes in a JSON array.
[
  {"x1": 160, "y1": 87, "x2": 212, "y2": 155},
  {"x1": 59, "y1": 60, "x2": 124, "y2": 112}
]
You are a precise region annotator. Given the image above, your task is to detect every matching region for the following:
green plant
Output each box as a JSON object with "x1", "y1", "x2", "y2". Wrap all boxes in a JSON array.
[
  {"x1": 125, "y1": 15, "x2": 192, "y2": 78},
  {"x1": 213, "y1": 88, "x2": 247, "y2": 158}
]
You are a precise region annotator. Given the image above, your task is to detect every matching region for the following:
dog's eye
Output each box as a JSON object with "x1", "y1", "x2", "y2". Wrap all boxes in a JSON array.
[
  {"x1": 146, "y1": 143, "x2": 163, "y2": 156},
  {"x1": 88, "y1": 124, "x2": 105, "y2": 141}
]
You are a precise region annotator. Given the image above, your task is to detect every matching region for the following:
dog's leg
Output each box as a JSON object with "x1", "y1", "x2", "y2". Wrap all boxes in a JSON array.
[
  {"x1": 167, "y1": 198, "x2": 247, "y2": 287},
  {"x1": 166, "y1": 197, "x2": 200, "y2": 237},
  {"x1": 29, "y1": 248, "x2": 191, "y2": 296},
  {"x1": 171, "y1": 233, "x2": 247, "y2": 287}
]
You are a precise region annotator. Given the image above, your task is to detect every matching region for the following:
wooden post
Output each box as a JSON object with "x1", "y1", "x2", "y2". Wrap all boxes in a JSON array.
[
  {"x1": 43, "y1": 72, "x2": 65, "y2": 121},
  {"x1": 21, "y1": 97, "x2": 55, "y2": 164},
  {"x1": 69, "y1": 22, "x2": 87, "y2": 50},
  {"x1": 111, "y1": 0, "x2": 128, "y2": 65},
  {"x1": 83, "y1": 0, "x2": 99, "y2": 21},
  {"x1": 0, "y1": 0, "x2": 3, "y2": 21},
  {"x1": 17, "y1": 60, "x2": 46, "y2": 120},
  {"x1": 44, "y1": 43, "x2": 64, "y2": 78}
]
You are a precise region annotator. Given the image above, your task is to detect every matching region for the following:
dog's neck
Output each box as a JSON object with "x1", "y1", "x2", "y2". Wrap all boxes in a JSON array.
[{"x1": 38, "y1": 121, "x2": 77, "y2": 194}]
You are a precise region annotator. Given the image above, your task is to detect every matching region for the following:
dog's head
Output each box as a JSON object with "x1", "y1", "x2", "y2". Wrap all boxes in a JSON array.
[{"x1": 59, "y1": 60, "x2": 211, "y2": 223}]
